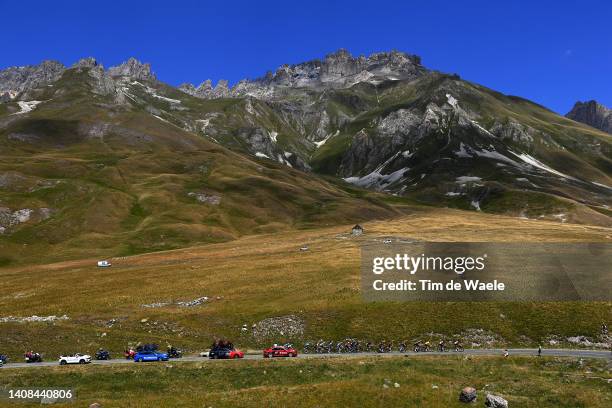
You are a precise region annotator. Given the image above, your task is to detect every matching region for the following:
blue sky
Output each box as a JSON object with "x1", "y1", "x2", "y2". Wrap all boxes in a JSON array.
[{"x1": 1, "y1": 0, "x2": 610, "y2": 113}]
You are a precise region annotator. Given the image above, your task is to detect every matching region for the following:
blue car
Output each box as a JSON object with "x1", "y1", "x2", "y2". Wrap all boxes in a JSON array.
[{"x1": 133, "y1": 350, "x2": 169, "y2": 362}]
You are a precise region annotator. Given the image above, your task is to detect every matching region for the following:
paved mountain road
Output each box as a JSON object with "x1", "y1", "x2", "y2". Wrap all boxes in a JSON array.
[{"x1": 2, "y1": 349, "x2": 609, "y2": 370}]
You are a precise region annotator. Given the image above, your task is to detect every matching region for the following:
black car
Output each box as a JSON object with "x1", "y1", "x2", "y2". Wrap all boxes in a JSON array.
[{"x1": 208, "y1": 347, "x2": 244, "y2": 359}]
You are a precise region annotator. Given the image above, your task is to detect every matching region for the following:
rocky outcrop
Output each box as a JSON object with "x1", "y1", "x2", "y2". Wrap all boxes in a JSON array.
[
  {"x1": 72, "y1": 57, "x2": 100, "y2": 69},
  {"x1": 0, "y1": 207, "x2": 53, "y2": 234},
  {"x1": 0, "y1": 60, "x2": 65, "y2": 97},
  {"x1": 180, "y1": 49, "x2": 427, "y2": 100},
  {"x1": 251, "y1": 315, "x2": 304, "y2": 341},
  {"x1": 566, "y1": 100, "x2": 612, "y2": 134},
  {"x1": 108, "y1": 57, "x2": 156, "y2": 81},
  {"x1": 71, "y1": 58, "x2": 117, "y2": 96},
  {"x1": 180, "y1": 79, "x2": 232, "y2": 99},
  {"x1": 263, "y1": 49, "x2": 424, "y2": 89}
]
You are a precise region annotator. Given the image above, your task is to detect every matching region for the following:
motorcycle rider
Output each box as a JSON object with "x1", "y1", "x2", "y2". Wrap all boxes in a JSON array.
[{"x1": 438, "y1": 340, "x2": 445, "y2": 352}]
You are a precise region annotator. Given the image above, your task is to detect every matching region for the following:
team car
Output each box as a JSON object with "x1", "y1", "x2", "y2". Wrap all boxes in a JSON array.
[
  {"x1": 59, "y1": 353, "x2": 92, "y2": 365},
  {"x1": 208, "y1": 345, "x2": 244, "y2": 359},
  {"x1": 263, "y1": 344, "x2": 298, "y2": 358},
  {"x1": 207, "y1": 340, "x2": 244, "y2": 359},
  {"x1": 133, "y1": 350, "x2": 169, "y2": 362}
]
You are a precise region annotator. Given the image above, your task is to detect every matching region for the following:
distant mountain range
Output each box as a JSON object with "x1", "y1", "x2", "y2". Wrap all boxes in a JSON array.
[{"x1": 0, "y1": 50, "x2": 611, "y2": 262}]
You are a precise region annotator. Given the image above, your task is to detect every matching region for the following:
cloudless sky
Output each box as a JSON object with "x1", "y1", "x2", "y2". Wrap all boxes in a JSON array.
[{"x1": 1, "y1": 0, "x2": 610, "y2": 114}]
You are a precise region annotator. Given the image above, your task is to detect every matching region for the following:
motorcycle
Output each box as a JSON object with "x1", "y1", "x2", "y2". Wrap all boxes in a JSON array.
[
  {"x1": 0, "y1": 354, "x2": 9, "y2": 364},
  {"x1": 167, "y1": 347, "x2": 182, "y2": 358},
  {"x1": 25, "y1": 353, "x2": 43, "y2": 363},
  {"x1": 124, "y1": 349, "x2": 136, "y2": 360},
  {"x1": 95, "y1": 350, "x2": 111, "y2": 360}
]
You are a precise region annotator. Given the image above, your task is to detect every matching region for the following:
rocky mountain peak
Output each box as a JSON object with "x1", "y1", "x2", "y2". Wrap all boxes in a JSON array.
[
  {"x1": 108, "y1": 57, "x2": 156, "y2": 81},
  {"x1": 179, "y1": 49, "x2": 427, "y2": 100},
  {"x1": 0, "y1": 59, "x2": 66, "y2": 96},
  {"x1": 566, "y1": 100, "x2": 612, "y2": 134},
  {"x1": 179, "y1": 79, "x2": 230, "y2": 98},
  {"x1": 73, "y1": 57, "x2": 100, "y2": 69}
]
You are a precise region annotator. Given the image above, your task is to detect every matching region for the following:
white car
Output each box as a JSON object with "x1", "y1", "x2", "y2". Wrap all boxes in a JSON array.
[
  {"x1": 59, "y1": 353, "x2": 91, "y2": 365},
  {"x1": 97, "y1": 260, "x2": 111, "y2": 267}
]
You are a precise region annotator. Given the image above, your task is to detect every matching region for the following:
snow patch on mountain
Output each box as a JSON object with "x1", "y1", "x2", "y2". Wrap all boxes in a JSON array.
[
  {"x1": 456, "y1": 176, "x2": 482, "y2": 183},
  {"x1": 592, "y1": 181, "x2": 612, "y2": 190},
  {"x1": 454, "y1": 143, "x2": 473, "y2": 158},
  {"x1": 344, "y1": 167, "x2": 408, "y2": 189},
  {"x1": 151, "y1": 93, "x2": 181, "y2": 104},
  {"x1": 152, "y1": 114, "x2": 170, "y2": 124},
  {"x1": 474, "y1": 148, "x2": 520, "y2": 166},
  {"x1": 132, "y1": 81, "x2": 181, "y2": 104},
  {"x1": 12, "y1": 100, "x2": 43, "y2": 115},
  {"x1": 509, "y1": 152, "x2": 576, "y2": 180},
  {"x1": 277, "y1": 153, "x2": 292, "y2": 167},
  {"x1": 315, "y1": 130, "x2": 339, "y2": 148}
]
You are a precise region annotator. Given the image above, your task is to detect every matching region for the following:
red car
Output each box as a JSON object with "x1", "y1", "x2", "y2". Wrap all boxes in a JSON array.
[{"x1": 263, "y1": 345, "x2": 298, "y2": 358}]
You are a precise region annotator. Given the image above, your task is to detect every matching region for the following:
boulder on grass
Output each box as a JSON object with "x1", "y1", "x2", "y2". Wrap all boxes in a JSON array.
[
  {"x1": 459, "y1": 386, "x2": 477, "y2": 403},
  {"x1": 485, "y1": 393, "x2": 508, "y2": 408}
]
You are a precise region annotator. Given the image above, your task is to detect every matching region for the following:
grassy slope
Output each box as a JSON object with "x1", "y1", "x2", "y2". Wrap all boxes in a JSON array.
[
  {"x1": 0, "y1": 210, "x2": 610, "y2": 358},
  {"x1": 0, "y1": 74, "x2": 403, "y2": 266},
  {"x1": 0, "y1": 356, "x2": 609, "y2": 407}
]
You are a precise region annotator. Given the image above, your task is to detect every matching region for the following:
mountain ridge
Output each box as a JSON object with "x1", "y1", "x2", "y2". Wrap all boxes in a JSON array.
[{"x1": 0, "y1": 50, "x2": 610, "y2": 263}]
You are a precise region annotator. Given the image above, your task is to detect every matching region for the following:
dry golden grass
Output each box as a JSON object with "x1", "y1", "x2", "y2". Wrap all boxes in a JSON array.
[{"x1": 0, "y1": 208, "x2": 610, "y2": 358}]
